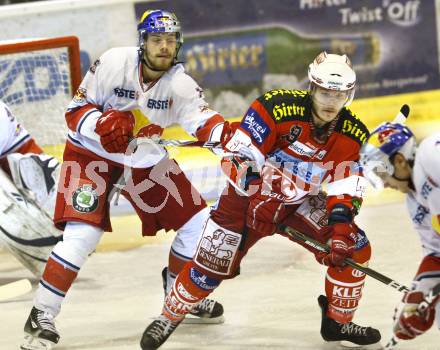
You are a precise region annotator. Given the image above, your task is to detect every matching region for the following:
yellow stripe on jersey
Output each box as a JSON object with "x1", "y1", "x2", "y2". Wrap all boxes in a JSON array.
[
  {"x1": 432, "y1": 215, "x2": 440, "y2": 235},
  {"x1": 131, "y1": 109, "x2": 151, "y2": 135}
]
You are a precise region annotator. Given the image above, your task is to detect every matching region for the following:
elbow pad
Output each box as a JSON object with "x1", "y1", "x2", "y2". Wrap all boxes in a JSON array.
[{"x1": 328, "y1": 203, "x2": 353, "y2": 225}]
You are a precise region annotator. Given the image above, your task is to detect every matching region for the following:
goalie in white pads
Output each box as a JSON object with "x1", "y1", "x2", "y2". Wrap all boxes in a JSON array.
[
  {"x1": 0, "y1": 100, "x2": 62, "y2": 278},
  {"x1": 360, "y1": 120, "x2": 440, "y2": 343},
  {"x1": 21, "y1": 9, "x2": 229, "y2": 350}
]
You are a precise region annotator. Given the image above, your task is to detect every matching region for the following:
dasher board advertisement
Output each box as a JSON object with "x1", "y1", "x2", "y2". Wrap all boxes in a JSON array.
[{"x1": 135, "y1": 0, "x2": 438, "y2": 101}]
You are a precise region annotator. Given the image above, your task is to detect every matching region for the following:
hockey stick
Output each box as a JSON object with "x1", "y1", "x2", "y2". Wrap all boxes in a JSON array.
[
  {"x1": 278, "y1": 223, "x2": 411, "y2": 293},
  {"x1": 109, "y1": 137, "x2": 224, "y2": 204},
  {"x1": 139, "y1": 104, "x2": 409, "y2": 150},
  {"x1": 384, "y1": 282, "x2": 440, "y2": 350},
  {"x1": 0, "y1": 278, "x2": 32, "y2": 302},
  {"x1": 136, "y1": 137, "x2": 222, "y2": 149}
]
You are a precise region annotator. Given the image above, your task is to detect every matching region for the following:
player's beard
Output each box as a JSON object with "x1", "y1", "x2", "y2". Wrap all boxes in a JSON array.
[{"x1": 143, "y1": 50, "x2": 174, "y2": 72}]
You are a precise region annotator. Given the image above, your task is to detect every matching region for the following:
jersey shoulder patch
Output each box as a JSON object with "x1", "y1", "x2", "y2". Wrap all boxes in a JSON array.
[
  {"x1": 257, "y1": 89, "x2": 311, "y2": 123},
  {"x1": 336, "y1": 108, "x2": 369, "y2": 146}
]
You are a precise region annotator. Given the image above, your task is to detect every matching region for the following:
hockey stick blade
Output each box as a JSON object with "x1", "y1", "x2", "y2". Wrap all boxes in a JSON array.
[
  {"x1": 0, "y1": 278, "x2": 32, "y2": 302},
  {"x1": 384, "y1": 336, "x2": 399, "y2": 350},
  {"x1": 278, "y1": 223, "x2": 410, "y2": 293}
]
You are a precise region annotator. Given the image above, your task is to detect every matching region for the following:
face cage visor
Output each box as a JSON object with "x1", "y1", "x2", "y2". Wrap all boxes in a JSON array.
[
  {"x1": 310, "y1": 84, "x2": 355, "y2": 110},
  {"x1": 359, "y1": 143, "x2": 395, "y2": 190}
]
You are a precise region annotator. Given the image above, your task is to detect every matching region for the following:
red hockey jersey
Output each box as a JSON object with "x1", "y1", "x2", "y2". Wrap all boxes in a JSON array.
[{"x1": 226, "y1": 89, "x2": 369, "y2": 212}]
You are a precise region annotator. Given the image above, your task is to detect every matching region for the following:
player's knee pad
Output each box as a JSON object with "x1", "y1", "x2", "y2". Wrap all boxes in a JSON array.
[
  {"x1": 193, "y1": 217, "x2": 243, "y2": 279},
  {"x1": 172, "y1": 207, "x2": 210, "y2": 259},
  {"x1": 52, "y1": 222, "x2": 103, "y2": 267}
]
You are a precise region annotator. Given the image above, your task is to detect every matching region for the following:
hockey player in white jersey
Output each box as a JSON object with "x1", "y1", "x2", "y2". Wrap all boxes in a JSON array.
[
  {"x1": 0, "y1": 100, "x2": 61, "y2": 277},
  {"x1": 360, "y1": 118, "x2": 440, "y2": 343},
  {"x1": 21, "y1": 9, "x2": 228, "y2": 350}
]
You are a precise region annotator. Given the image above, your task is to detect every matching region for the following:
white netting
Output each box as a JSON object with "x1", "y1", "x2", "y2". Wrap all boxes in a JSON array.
[{"x1": 0, "y1": 45, "x2": 74, "y2": 154}]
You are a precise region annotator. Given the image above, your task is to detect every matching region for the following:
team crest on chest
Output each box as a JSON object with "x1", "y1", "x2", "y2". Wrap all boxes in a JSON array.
[
  {"x1": 72, "y1": 185, "x2": 99, "y2": 213},
  {"x1": 284, "y1": 125, "x2": 302, "y2": 144},
  {"x1": 283, "y1": 126, "x2": 327, "y2": 160}
]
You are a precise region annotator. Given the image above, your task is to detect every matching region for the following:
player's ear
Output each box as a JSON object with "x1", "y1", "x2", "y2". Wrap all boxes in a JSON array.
[{"x1": 393, "y1": 153, "x2": 408, "y2": 169}]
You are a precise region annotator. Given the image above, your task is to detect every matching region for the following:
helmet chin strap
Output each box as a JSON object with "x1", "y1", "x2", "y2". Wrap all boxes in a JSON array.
[
  {"x1": 391, "y1": 173, "x2": 409, "y2": 181},
  {"x1": 312, "y1": 110, "x2": 329, "y2": 125},
  {"x1": 391, "y1": 173, "x2": 415, "y2": 191}
]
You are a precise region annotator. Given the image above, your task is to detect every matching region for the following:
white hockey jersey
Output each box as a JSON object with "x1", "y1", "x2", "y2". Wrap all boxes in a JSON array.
[
  {"x1": 406, "y1": 132, "x2": 440, "y2": 257},
  {"x1": 0, "y1": 100, "x2": 31, "y2": 158},
  {"x1": 67, "y1": 47, "x2": 222, "y2": 168}
]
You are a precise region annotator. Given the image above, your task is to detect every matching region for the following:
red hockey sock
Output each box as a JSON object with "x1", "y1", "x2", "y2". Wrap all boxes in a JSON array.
[
  {"x1": 40, "y1": 252, "x2": 80, "y2": 297},
  {"x1": 163, "y1": 261, "x2": 214, "y2": 320},
  {"x1": 325, "y1": 244, "x2": 371, "y2": 323}
]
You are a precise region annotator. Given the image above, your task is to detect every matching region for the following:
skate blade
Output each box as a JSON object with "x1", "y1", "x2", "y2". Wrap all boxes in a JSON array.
[
  {"x1": 339, "y1": 340, "x2": 383, "y2": 350},
  {"x1": 182, "y1": 314, "x2": 225, "y2": 324},
  {"x1": 20, "y1": 334, "x2": 55, "y2": 350}
]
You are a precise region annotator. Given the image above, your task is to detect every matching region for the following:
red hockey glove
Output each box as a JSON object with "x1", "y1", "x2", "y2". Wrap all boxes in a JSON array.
[
  {"x1": 394, "y1": 290, "x2": 438, "y2": 340},
  {"x1": 137, "y1": 124, "x2": 164, "y2": 139},
  {"x1": 246, "y1": 180, "x2": 286, "y2": 236},
  {"x1": 95, "y1": 110, "x2": 134, "y2": 153},
  {"x1": 316, "y1": 222, "x2": 357, "y2": 267},
  {"x1": 220, "y1": 121, "x2": 241, "y2": 150}
]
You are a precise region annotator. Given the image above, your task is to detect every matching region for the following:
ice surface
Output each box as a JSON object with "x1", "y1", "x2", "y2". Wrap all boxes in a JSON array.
[{"x1": 0, "y1": 202, "x2": 438, "y2": 349}]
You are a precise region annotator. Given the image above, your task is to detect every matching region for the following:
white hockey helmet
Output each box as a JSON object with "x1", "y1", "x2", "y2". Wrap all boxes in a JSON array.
[{"x1": 308, "y1": 51, "x2": 356, "y2": 106}]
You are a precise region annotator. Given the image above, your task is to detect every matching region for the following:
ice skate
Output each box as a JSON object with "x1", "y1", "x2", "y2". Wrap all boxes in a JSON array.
[
  {"x1": 140, "y1": 314, "x2": 182, "y2": 350},
  {"x1": 161, "y1": 267, "x2": 224, "y2": 324},
  {"x1": 318, "y1": 295, "x2": 382, "y2": 349},
  {"x1": 20, "y1": 307, "x2": 60, "y2": 350}
]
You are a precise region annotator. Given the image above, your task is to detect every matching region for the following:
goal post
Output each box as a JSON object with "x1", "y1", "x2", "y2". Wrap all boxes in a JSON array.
[{"x1": 0, "y1": 36, "x2": 81, "y2": 158}]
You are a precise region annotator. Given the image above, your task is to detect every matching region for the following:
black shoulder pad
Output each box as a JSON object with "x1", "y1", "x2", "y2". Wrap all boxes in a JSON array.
[
  {"x1": 257, "y1": 89, "x2": 311, "y2": 123},
  {"x1": 336, "y1": 108, "x2": 370, "y2": 146}
]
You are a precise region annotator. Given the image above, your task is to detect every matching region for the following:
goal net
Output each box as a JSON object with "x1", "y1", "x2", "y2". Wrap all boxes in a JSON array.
[{"x1": 0, "y1": 36, "x2": 81, "y2": 158}]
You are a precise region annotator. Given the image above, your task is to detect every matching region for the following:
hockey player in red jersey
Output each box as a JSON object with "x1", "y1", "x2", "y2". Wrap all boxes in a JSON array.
[
  {"x1": 21, "y1": 10, "x2": 228, "y2": 350},
  {"x1": 140, "y1": 52, "x2": 382, "y2": 349}
]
